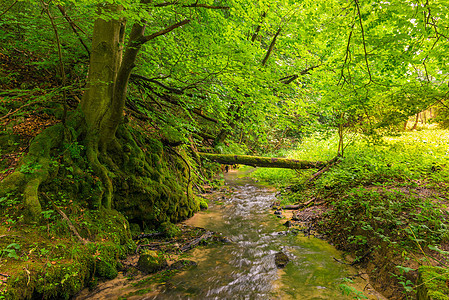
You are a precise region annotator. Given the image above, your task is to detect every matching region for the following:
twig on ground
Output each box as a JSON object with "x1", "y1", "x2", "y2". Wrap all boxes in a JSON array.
[{"x1": 41, "y1": 193, "x2": 89, "y2": 245}]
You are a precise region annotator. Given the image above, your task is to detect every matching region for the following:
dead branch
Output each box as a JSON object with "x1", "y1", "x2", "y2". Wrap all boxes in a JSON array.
[
  {"x1": 199, "y1": 152, "x2": 327, "y2": 169},
  {"x1": 42, "y1": 193, "x2": 88, "y2": 245},
  {"x1": 141, "y1": 19, "x2": 191, "y2": 43},
  {"x1": 57, "y1": 5, "x2": 90, "y2": 57},
  {"x1": 0, "y1": 0, "x2": 18, "y2": 18},
  {"x1": 181, "y1": 231, "x2": 213, "y2": 252},
  {"x1": 307, "y1": 156, "x2": 341, "y2": 183},
  {"x1": 282, "y1": 198, "x2": 316, "y2": 210},
  {"x1": 0, "y1": 100, "x2": 45, "y2": 120}
]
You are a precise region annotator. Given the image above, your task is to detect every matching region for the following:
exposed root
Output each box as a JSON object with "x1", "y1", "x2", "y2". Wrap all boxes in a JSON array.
[
  {"x1": 85, "y1": 134, "x2": 112, "y2": 209},
  {"x1": 0, "y1": 124, "x2": 65, "y2": 222}
]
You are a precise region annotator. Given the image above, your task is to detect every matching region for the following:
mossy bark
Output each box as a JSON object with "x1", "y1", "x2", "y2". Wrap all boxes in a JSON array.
[
  {"x1": 198, "y1": 152, "x2": 327, "y2": 169},
  {"x1": 0, "y1": 4, "x2": 193, "y2": 225},
  {"x1": 417, "y1": 266, "x2": 449, "y2": 300}
]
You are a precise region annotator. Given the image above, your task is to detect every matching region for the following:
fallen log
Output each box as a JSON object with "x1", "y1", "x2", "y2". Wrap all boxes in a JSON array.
[
  {"x1": 307, "y1": 156, "x2": 341, "y2": 183},
  {"x1": 198, "y1": 153, "x2": 327, "y2": 169}
]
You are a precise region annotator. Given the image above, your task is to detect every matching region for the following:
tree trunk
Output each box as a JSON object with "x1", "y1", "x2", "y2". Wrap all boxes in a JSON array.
[
  {"x1": 198, "y1": 153, "x2": 327, "y2": 169},
  {"x1": 81, "y1": 5, "x2": 125, "y2": 146},
  {"x1": 0, "y1": 3, "x2": 190, "y2": 221},
  {"x1": 411, "y1": 113, "x2": 420, "y2": 130},
  {"x1": 80, "y1": 5, "x2": 189, "y2": 209},
  {"x1": 80, "y1": 5, "x2": 125, "y2": 209}
]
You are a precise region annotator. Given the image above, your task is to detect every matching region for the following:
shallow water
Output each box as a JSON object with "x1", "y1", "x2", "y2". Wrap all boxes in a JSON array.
[{"x1": 151, "y1": 171, "x2": 384, "y2": 300}]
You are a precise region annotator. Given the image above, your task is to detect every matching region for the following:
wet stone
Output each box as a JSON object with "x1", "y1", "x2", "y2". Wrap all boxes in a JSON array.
[
  {"x1": 274, "y1": 251, "x2": 289, "y2": 268},
  {"x1": 168, "y1": 260, "x2": 198, "y2": 271},
  {"x1": 218, "y1": 236, "x2": 233, "y2": 243}
]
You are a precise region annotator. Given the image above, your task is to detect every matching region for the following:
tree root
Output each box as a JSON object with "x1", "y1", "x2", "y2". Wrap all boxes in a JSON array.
[
  {"x1": 85, "y1": 133, "x2": 112, "y2": 209},
  {"x1": 0, "y1": 124, "x2": 65, "y2": 222}
]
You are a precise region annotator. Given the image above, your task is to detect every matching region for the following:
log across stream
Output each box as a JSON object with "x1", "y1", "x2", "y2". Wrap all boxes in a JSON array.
[{"x1": 153, "y1": 170, "x2": 385, "y2": 299}]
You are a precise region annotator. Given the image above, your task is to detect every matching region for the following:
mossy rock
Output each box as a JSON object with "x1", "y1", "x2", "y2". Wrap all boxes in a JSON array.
[
  {"x1": 274, "y1": 251, "x2": 289, "y2": 268},
  {"x1": 159, "y1": 221, "x2": 180, "y2": 238},
  {"x1": 168, "y1": 260, "x2": 197, "y2": 271},
  {"x1": 95, "y1": 260, "x2": 118, "y2": 279},
  {"x1": 197, "y1": 197, "x2": 208, "y2": 210},
  {"x1": 137, "y1": 250, "x2": 168, "y2": 274},
  {"x1": 417, "y1": 266, "x2": 449, "y2": 300}
]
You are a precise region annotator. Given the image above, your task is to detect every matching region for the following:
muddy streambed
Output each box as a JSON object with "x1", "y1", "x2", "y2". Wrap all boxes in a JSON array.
[{"x1": 76, "y1": 171, "x2": 385, "y2": 299}]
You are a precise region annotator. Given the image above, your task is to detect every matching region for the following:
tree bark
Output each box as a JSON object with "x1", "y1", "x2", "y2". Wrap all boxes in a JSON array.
[{"x1": 198, "y1": 153, "x2": 327, "y2": 169}]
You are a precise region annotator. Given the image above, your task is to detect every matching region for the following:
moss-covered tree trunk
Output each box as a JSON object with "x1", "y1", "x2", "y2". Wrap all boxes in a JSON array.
[
  {"x1": 80, "y1": 5, "x2": 125, "y2": 209},
  {"x1": 81, "y1": 5, "x2": 189, "y2": 209},
  {"x1": 0, "y1": 3, "x2": 190, "y2": 221},
  {"x1": 199, "y1": 152, "x2": 327, "y2": 169}
]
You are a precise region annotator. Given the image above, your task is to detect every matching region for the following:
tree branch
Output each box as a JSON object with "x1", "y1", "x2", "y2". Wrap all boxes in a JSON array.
[
  {"x1": 57, "y1": 5, "x2": 90, "y2": 57},
  {"x1": 42, "y1": 193, "x2": 88, "y2": 245},
  {"x1": 141, "y1": 19, "x2": 191, "y2": 43},
  {"x1": 154, "y1": 2, "x2": 229, "y2": 9},
  {"x1": 131, "y1": 74, "x2": 184, "y2": 94},
  {"x1": 262, "y1": 28, "x2": 281, "y2": 66},
  {"x1": 338, "y1": 24, "x2": 354, "y2": 86},
  {"x1": 183, "y1": 3, "x2": 229, "y2": 9},
  {"x1": 130, "y1": 75, "x2": 219, "y2": 123},
  {"x1": 279, "y1": 65, "x2": 321, "y2": 84},
  {"x1": 0, "y1": 100, "x2": 44, "y2": 120},
  {"x1": 0, "y1": 0, "x2": 18, "y2": 18},
  {"x1": 355, "y1": 0, "x2": 372, "y2": 84},
  {"x1": 251, "y1": 12, "x2": 266, "y2": 42},
  {"x1": 41, "y1": 0, "x2": 68, "y2": 125}
]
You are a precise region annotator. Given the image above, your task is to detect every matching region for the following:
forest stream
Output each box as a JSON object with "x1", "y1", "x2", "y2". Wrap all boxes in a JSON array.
[
  {"x1": 76, "y1": 170, "x2": 386, "y2": 300},
  {"x1": 151, "y1": 170, "x2": 385, "y2": 299}
]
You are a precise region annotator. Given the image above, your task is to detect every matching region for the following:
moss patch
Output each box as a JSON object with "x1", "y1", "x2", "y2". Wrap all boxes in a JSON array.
[
  {"x1": 0, "y1": 208, "x2": 134, "y2": 299},
  {"x1": 0, "y1": 117, "x2": 211, "y2": 299},
  {"x1": 417, "y1": 266, "x2": 449, "y2": 300}
]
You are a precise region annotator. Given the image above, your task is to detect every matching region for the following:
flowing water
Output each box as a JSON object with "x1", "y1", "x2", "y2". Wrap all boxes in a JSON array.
[{"x1": 152, "y1": 171, "x2": 384, "y2": 300}]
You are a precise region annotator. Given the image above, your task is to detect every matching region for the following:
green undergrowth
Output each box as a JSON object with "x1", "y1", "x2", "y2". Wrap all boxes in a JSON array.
[
  {"x1": 243, "y1": 166, "x2": 298, "y2": 187},
  {"x1": 253, "y1": 130, "x2": 449, "y2": 202},
  {"x1": 256, "y1": 130, "x2": 449, "y2": 298},
  {"x1": 306, "y1": 130, "x2": 449, "y2": 297}
]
